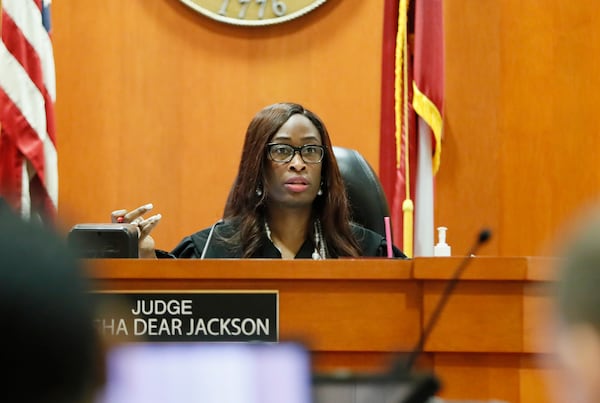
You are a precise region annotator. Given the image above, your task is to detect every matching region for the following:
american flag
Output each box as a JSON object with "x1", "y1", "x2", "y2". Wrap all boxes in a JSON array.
[{"x1": 0, "y1": 0, "x2": 58, "y2": 223}]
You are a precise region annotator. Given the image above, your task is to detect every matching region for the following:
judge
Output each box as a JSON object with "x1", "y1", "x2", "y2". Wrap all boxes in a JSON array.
[{"x1": 113, "y1": 102, "x2": 405, "y2": 259}]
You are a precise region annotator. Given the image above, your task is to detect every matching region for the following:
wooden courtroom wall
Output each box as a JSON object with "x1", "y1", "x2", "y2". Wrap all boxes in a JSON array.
[
  {"x1": 52, "y1": 0, "x2": 600, "y2": 256},
  {"x1": 439, "y1": 0, "x2": 600, "y2": 256},
  {"x1": 52, "y1": 1, "x2": 384, "y2": 250}
]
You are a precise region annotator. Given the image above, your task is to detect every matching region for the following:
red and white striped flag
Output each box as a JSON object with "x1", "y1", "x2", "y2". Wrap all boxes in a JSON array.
[
  {"x1": 0, "y1": 0, "x2": 58, "y2": 223},
  {"x1": 412, "y1": 0, "x2": 444, "y2": 256},
  {"x1": 380, "y1": 0, "x2": 444, "y2": 257}
]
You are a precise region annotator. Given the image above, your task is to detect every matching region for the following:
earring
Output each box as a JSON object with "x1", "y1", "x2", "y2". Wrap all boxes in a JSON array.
[
  {"x1": 256, "y1": 186, "x2": 263, "y2": 197},
  {"x1": 317, "y1": 185, "x2": 323, "y2": 196}
]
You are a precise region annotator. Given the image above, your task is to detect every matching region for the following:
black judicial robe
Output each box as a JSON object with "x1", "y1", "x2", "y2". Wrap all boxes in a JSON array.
[{"x1": 161, "y1": 220, "x2": 406, "y2": 259}]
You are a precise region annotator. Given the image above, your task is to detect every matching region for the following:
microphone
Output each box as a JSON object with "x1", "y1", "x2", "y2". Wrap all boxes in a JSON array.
[
  {"x1": 311, "y1": 227, "x2": 494, "y2": 403},
  {"x1": 200, "y1": 219, "x2": 225, "y2": 259},
  {"x1": 312, "y1": 232, "x2": 492, "y2": 403},
  {"x1": 390, "y1": 228, "x2": 492, "y2": 375}
]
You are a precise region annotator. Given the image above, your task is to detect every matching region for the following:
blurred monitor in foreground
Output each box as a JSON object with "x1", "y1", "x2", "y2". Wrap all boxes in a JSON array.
[
  {"x1": 95, "y1": 342, "x2": 311, "y2": 403},
  {"x1": 95, "y1": 341, "x2": 439, "y2": 403}
]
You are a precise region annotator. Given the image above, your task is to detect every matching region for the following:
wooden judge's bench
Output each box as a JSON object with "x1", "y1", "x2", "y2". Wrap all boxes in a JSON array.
[{"x1": 87, "y1": 257, "x2": 559, "y2": 403}]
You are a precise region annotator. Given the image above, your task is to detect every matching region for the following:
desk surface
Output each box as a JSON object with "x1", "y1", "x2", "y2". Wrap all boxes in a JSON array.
[{"x1": 87, "y1": 256, "x2": 557, "y2": 281}]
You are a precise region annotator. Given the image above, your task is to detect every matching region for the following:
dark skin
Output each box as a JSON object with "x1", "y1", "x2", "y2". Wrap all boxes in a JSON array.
[
  {"x1": 110, "y1": 203, "x2": 160, "y2": 258},
  {"x1": 263, "y1": 114, "x2": 323, "y2": 259},
  {"x1": 112, "y1": 114, "x2": 324, "y2": 259}
]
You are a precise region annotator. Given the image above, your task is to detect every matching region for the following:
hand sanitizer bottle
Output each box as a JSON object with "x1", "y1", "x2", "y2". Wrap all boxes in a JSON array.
[{"x1": 434, "y1": 226, "x2": 451, "y2": 257}]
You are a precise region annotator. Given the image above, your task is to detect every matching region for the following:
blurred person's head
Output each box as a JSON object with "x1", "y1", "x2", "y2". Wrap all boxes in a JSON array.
[
  {"x1": 0, "y1": 205, "x2": 102, "y2": 402},
  {"x1": 554, "y1": 207, "x2": 600, "y2": 403}
]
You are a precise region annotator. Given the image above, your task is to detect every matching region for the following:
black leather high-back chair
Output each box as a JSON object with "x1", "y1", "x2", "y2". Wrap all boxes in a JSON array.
[{"x1": 332, "y1": 146, "x2": 390, "y2": 237}]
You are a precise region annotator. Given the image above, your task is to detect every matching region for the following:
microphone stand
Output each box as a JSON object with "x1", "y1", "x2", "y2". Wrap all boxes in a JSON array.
[{"x1": 390, "y1": 229, "x2": 492, "y2": 375}]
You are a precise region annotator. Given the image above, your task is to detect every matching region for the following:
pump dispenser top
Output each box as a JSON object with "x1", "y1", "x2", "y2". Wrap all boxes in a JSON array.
[{"x1": 434, "y1": 226, "x2": 452, "y2": 257}]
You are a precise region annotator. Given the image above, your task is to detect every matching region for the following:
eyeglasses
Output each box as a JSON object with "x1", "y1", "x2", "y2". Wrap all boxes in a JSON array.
[{"x1": 266, "y1": 143, "x2": 326, "y2": 164}]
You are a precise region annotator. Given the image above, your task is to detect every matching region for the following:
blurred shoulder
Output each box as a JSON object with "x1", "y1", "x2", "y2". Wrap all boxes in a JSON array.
[
  {"x1": 350, "y1": 223, "x2": 406, "y2": 258},
  {"x1": 170, "y1": 219, "x2": 241, "y2": 258}
]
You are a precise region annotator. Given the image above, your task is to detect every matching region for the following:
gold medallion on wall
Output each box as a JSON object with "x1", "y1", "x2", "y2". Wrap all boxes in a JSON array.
[{"x1": 177, "y1": 0, "x2": 327, "y2": 26}]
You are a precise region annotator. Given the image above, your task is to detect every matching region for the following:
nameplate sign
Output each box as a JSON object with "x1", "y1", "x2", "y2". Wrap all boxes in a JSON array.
[{"x1": 93, "y1": 291, "x2": 278, "y2": 342}]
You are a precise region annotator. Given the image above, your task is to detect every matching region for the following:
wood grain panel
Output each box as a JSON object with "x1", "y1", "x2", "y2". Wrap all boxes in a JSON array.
[
  {"x1": 522, "y1": 282, "x2": 555, "y2": 354},
  {"x1": 86, "y1": 257, "x2": 562, "y2": 402},
  {"x1": 437, "y1": 0, "x2": 502, "y2": 256},
  {"x1": 441, "y1": 1, "x2": 600, "y2": 256},
  {"x1": 499, "y1": 0, "x2": 600, "y2": 257},
  {"x1": 433, "y1": 353, "x2": 521, "y2": 403},
  {"x1": 433, "y1": 353, "x2": 555, "y2": 403},
  {"x1": 423, "y1": 281, "x2": 524, "y2": 352},
  {"x1": 519, "y1": 354, "x2": 560, "y2": 403},
  {"x1": 52, "y1": 0, "x2": 385, "y2": 249}
]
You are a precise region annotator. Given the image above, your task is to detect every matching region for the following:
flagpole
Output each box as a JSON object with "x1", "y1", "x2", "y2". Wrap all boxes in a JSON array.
[
  {"x1": 401, "y1": 23, "x2": 414, "y2": 259},
  {"x1": 414, "y1": 118, "x2": 434, "y2": 256},
  {"x1": 395, "y1": 0, "x2": 413, "y2": 257}
]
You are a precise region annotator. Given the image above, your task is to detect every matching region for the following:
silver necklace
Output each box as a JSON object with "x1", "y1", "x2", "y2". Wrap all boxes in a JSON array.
[
  {"x1": 312, "y1": 219, "x2": 326, "y2": 260},
  {"x1": 264, "y1": 219, "x2": 326, "y2": 260}
]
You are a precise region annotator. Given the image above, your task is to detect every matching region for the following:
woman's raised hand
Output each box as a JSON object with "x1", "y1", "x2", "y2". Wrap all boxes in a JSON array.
[{"x1": 111, "y1": 203, "x2": 162, "y2": 258}]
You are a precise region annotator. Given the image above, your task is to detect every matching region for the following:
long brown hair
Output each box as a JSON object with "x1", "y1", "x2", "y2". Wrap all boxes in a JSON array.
[{"x1": 224, "y1": 102, "x2": 361, "y2": 257}]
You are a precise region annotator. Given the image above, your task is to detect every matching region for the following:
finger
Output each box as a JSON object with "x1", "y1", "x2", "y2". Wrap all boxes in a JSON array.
[
  {"x1": 139, "y1": 214, "x2": 161, "y2": 232},
  {"x1": 111, "y1": 209, "x2": 128, "y2": 223},
  {"x1": 124, "y1": 203, "x2": 153, "y2": 223},
  {"x1": 139, "y1": 214, "x2": 161, "y2": 239}
]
